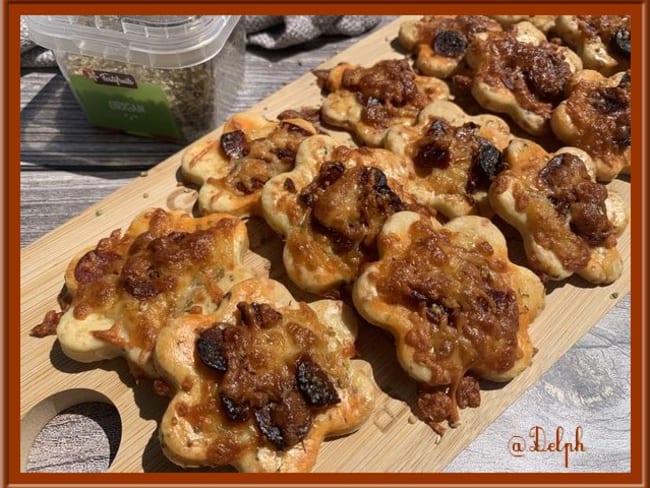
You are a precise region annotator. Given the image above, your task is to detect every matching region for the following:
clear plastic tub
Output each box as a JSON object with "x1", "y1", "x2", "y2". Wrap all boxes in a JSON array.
[{"x1": 25, "y1": 15, "x2": 245, "y2": 143}]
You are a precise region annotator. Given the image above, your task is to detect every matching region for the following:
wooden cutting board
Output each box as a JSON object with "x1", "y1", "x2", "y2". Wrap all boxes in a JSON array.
[{"x1": 20, "y1": 16, "x2": 631, "y2": 472}]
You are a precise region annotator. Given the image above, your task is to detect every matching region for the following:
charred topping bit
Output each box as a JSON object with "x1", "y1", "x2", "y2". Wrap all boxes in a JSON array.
[
  {"x1": 539, "y1": 153, "x2": 614, "y2": 247},
  {"x1": 254, "y1": 404, "x2": 284, "y2": 448},
  {"x1": 220, "y1": 130, "x2": 249, "y2": 159},
  {"x1": 30, "y1": 309, "x2": 64, "y2": 337},
  {"x1": 414, "y1": 141, "x2": 451, "y2": 170},
  {"x1": 426, "y1": 118, "x2": 451, "y2": 137},
  {"x1": 254, "y1": 392, "x2": 312, "y2": 449},
  {"x1": 473, "y1": 141, "x2": 505, "y2": 180},
  {"x1": 197, "y1": 325, "x2": 228, "y2": 372},
  {"x1": 235, "y1": 171, "x2": 268, "y2": 195},
  {"x1": 611, "y1": 28, "x2": 631, "y2": 57},
  {"x1": 273, "y1": 147, "x2": 297, "y2": 162},
  {"x1": 298, "y1": 161, "x2": 346, "y2": 208},
  {"x1": 433, "y1": 30, "x2": 469, "y2": 58},
  {"x1": 220, "y1": 392, "x2": 250, "y2": 422},
  {"x1": 236, "y1": 301, "x2": 283, "y2": 329},
  {"x1": 296, "y1": 355, "x2": 341, "y2": 406}
]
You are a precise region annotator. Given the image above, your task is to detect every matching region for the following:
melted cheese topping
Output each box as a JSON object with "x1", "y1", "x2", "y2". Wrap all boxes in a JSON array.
[{"x1": 56, "y1": 209, "x2": 253, "y2": 375}]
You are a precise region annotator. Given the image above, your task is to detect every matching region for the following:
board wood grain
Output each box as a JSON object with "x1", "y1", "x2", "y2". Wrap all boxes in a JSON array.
[{"x1": 20, "y1": 16, "x2": 631, "y2": 473}]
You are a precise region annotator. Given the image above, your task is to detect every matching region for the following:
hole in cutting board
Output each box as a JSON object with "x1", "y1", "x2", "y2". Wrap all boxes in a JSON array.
[{"x1": 21, "y1": 389, "x2": 122, "y2": 472}]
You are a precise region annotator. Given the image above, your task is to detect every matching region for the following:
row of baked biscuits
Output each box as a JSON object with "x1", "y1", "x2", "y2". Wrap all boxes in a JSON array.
[
  {"x1": 184, "y1": 100, "x2": 627, "y2": 286},
  {"x1": 397, "y1": 15, "x2": 631, "y2": 182}
]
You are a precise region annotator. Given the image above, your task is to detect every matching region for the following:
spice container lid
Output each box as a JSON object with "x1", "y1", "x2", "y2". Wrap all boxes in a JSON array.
[{"x1": 25, "y1": 15, "x2": 241, "y2": 69}]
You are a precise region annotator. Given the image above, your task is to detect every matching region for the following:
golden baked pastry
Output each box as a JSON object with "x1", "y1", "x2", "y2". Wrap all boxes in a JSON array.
[
  {"x1": 155, "y1": 277, "x2": 377, "y2": 472},
  {"x1": 398, "y1": 15, "x2": 503, "y2": 78},
  {"x1": 551, "y1": 70, "x2": 630, "y2": 182},
  {"x1": 555, "y1": 15, "x2": 630, "y2": 76},
  {"x1": 353, "y1": 210, "x2": 545, "y2": 434},
  {"x1": 181, "y1": 113, "x2": 318, "y2": 217},
  {"x1": 489, "y1": 139, "x2": 629, "y2": 284},
  {"x1": 384, "y1": 99, "x2": 513, "y2": 218},
  {"x1": 261, "y1": 134, "x2": 436, "y2": 295},
  {"x1": 51, "y1": 208, "x2": 258, "y2": 378},
  {"x1": 490, "y1": 15, "x2": 557, "y2": 33},
  {"x1": 465, "y1": 21, "x2": 583, "y2": 136},
  {"x1": 315, "y1": 59, "x2": 450, "y2": 146}
]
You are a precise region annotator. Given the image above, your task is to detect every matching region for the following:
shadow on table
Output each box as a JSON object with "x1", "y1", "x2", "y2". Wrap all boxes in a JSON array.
[{"x1": 20, "y1": 70, "x2": 182, "y2": 171}]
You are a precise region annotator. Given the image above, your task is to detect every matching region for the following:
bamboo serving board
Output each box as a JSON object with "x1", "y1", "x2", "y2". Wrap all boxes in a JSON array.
[{"x1": 20, "y1": 16, "x2": 631, "y2": 473}]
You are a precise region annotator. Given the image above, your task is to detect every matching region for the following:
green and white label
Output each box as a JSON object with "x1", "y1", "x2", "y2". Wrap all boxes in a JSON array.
[{"x1": 68, "y1": 69, "x2": 183, "y2": 141}]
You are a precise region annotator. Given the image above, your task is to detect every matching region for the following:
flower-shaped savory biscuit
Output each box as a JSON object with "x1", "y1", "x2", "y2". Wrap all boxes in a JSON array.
[
  {"x1": 555, "y1": 15, "x2": 630, "y2": 76},
  {"x1": 465, "y1": 21, "x2": 583, "y2": 136},
  {"x1": 489, "y1": 139, "x2": 628, "y2": 284},
  {"x1": 551, "y1": 70, "x2": 630, "y2": 182},
  {"x1": 353, "y1": 211, "x2": 545, "y2": 433},
  {"x1": 384, "y1": 100, "x2": 513, "y2": 219},
  {"x1": 181, "y1": 113, "x2": 318, "y2": 217},
  {"x1": 51, "y1": 208, "x2": 258, "y2": 378},
  {"x1": 261, "y1": 134, "x2": 436, "y2": 295},
  {"x1": 314, "y1": 59, "x2": 450, "y2": 146},
  {"x1": 398, "y1": 15, "x2": 503, "y2": 79},
  {"x1": 489, "y1": 15, "x2": 557, "y2": 33},
  {"x1": 155, "y1": 277, "x2": 377, "y2": 472}
]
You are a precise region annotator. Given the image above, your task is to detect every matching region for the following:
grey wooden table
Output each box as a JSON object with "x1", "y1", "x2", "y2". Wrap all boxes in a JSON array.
[{"x1": 20, "y1": 16, "x2": 630, "y2": 473}]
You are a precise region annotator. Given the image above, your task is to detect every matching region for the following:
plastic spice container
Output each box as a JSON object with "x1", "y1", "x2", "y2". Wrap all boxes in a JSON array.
[{"x1": 25, "y1": 15, "x2": 245, "y2": 143}]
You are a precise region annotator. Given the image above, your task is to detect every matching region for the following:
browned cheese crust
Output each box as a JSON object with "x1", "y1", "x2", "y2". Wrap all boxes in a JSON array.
[
  {"x1": 551, "y1": 70, "x2": 630, "y2": 182},
  {"x1": 51, "y1": 208, "x2": 259, "y2": 377},
  {"x1": 465, "y1": 21, "x2": 583, "y2": 136},
  {"x1": 181, "y1": 113, "x2": 318, "y2": 217},
  {"x1": 555, "y1": 15, "x2": 630, "y2": 76},
  {"x1": 261, "y1": 134, "x2": 438, "y2": 295},
  {"x1": 384, "y1": 99, "x2": 513, "y2": 219},
  {"x1": 155, "y1": 278, "x2": 377, "y2": 472},
  {"x1": 315, "y1": 59, "x2": 450, "y2": 146},
  {"x1": 353, "y1": 211, "x2": 545, "y2": 434},
  {"x1": 398, "y1": 15, "x2": 503, "y2": 78},
  {"x1": 489, "y1": 139, "x2": 629, "y2": 284}
]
